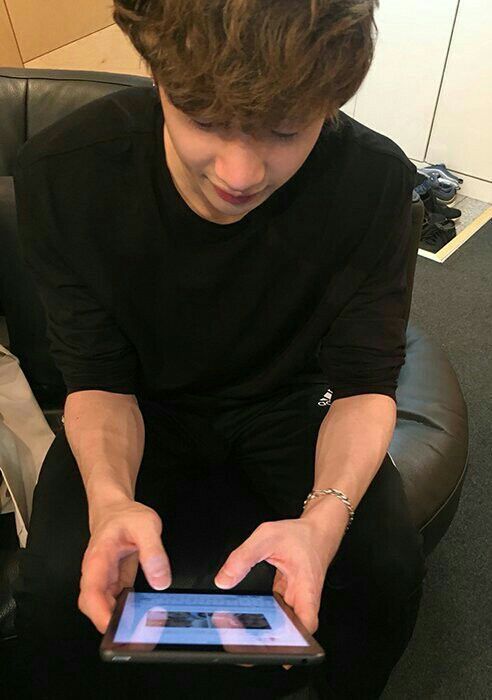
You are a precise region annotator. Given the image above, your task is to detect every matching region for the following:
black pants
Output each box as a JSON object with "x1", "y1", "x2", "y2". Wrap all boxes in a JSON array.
[{"x1": 12, "y1": 377, "x2": 427, "y2": 699}]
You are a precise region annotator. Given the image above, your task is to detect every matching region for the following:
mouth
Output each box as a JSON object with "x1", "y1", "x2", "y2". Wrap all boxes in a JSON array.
[{"x1": 211, "y1": 182, "x2": 263, "y2": 205}]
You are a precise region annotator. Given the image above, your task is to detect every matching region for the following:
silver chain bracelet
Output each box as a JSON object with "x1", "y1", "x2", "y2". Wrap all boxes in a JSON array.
[{"x1": 303, "y1": 488, "x2": 355, "y2": 533}]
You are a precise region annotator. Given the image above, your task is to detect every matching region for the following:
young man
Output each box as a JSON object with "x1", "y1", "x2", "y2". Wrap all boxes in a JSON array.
[{"x1": 12, "y1": 1, "x2": 426, "y2": 698}]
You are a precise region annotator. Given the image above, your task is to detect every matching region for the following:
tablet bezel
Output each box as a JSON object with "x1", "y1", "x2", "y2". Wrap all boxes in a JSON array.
[{"x1": 100, "y1": 587, "x2": 325, "y2": 665}]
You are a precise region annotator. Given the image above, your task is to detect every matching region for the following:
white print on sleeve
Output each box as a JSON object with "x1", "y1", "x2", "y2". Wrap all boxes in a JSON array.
[{"x1": 317, "y1": 389, "x2": 333, "y2": 407}]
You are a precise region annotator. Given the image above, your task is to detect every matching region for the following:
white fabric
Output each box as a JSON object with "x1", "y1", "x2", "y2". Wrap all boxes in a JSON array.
[{"x1": 0, "y1": 344, "x2": 55, "y2": 547}]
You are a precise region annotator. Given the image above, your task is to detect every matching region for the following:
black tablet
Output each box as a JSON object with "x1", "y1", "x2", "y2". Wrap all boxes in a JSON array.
[{"x1": 100, "y1": 588, "x2": 325, "y2": 666}]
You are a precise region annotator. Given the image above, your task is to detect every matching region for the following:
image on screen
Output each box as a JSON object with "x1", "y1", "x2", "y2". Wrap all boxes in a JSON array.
[{"x1": 113, "y1": 592, "x2": 309, "y2": 647}]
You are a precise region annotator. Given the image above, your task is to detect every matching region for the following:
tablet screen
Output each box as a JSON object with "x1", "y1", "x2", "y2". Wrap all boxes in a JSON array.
[{"x1": 113, "y1": 592, "x2": 309, "y2": 647}]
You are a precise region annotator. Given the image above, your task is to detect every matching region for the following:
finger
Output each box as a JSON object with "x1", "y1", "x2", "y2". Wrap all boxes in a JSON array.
[
  {"x1": 292, "y1": 581, "x2": 320, "y2": 635},
  {"x1": 79, "y1": 584, "x2": 111, "y2": 634},
  {"x1": 119, "y1": 551, "x2": 140, "y2": 588},
  {"x1": 137, "y1": 526, "x2": 172, "y2": 590},
  {"x1": 107, "y1": 551, "x2": 139, "y2": 598},
  {"x1": 215, "y1": 528, "x2": 272, "y2": 588},
  {"x1": 79, "y1": 547, "x2": 122, "y2": 633},
  {"x1": 272, "y1": 570, "x2": 287, "y2": 598}
]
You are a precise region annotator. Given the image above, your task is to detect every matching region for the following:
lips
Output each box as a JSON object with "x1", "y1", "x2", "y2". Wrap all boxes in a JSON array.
[
  {"x1": 212, "y1": 183, "x2": 259, "y2": 204},
  {"x1": 215, "y1": 184, "x2": 254, "y2": 198}
]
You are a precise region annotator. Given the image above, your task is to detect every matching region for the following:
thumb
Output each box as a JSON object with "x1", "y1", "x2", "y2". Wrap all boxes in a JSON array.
[{"x1": 138, "y1": 531, "x2": 172, "y2": 590}]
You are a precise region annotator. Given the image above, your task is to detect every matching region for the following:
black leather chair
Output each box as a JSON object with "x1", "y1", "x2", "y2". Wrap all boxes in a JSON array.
[{"x1": 0, "y1": 69, "x2": 469, "y2": 652}]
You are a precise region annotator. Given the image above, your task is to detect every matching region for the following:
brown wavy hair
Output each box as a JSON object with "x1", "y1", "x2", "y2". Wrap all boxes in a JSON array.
[{"x1": 113, "y1": 0, "x2": 379, "y2": 134}]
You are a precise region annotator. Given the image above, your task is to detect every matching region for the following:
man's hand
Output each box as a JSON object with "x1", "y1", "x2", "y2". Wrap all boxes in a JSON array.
[
  {"x1": 214, "y1": 498, "x2": 349, "y2": 667},
  {"x1": 78, "y1": 499, "x2": 172, "y2": 634}
]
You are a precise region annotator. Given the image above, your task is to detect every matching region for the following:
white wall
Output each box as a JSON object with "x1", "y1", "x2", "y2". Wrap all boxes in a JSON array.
[
  {"x1": 354, "y1": 0, "x2": 458, "y2": 162},
  {"x1": 427, "y1": 0, "x2": 492, "y2": 183},
  {"x1": 341, "y1": 0, "x2": 492, "y2": 202}
]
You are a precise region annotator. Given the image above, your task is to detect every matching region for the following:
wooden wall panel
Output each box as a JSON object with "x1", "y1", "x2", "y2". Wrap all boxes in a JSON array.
[
  {"x1": 25, "y1": 24, "x2": 147, "y2": 77},
  {"x1": 6, "y1": 0, "x2": 113, "y2": 62},
  {"x1": 0, "y1": 0, "x2": 22, "y2": 66}
]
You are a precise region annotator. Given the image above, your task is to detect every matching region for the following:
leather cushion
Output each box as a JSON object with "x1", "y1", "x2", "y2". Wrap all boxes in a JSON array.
[{"x1": 390, "y1": 323, "x2": 468, "y2": 532}]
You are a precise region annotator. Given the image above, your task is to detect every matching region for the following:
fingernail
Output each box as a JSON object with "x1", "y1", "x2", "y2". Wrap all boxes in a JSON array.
[
  {"x1": 150, "y1": 570, "x2": 170, "y2": 590},
  {"x1": 215, "y1": 572, "x2": 235, "y2": 589},
  {"x1": 152, "y1": 581, "x2": 170, "y2": 591}
]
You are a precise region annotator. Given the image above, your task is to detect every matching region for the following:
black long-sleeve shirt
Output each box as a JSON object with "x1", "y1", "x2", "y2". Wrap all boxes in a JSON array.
[{"x1": 13, "y1": 86, "x2": 417, "y2": 404}]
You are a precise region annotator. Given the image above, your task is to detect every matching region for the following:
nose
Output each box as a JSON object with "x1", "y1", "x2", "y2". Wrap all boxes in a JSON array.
[{"x1": 214, "y1": 141, "x2": 266, "y2": 196}]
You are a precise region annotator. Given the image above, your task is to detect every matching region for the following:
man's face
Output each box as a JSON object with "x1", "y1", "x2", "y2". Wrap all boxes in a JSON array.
[{"x1": 156, "y1": 84, "x2": 326, "y2": 225}]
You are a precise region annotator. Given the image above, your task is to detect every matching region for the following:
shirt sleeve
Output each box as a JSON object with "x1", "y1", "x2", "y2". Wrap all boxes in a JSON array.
[
  {"x1": 13, "y1": 153, "x2": 139, "y2": 396},
  {"x1": 316, "y1": 165, "x2": 418, "y2": 404}
]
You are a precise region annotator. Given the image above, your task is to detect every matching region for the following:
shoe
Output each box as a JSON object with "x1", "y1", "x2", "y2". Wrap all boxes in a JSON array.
[
  {"x1": 435, "y1": 219, "x2": 456, "y2": 233},
  {"x1": 414, "y1": 172, "x2": 434, "y2": 197},
  {"x1": 426, "y1": 163, "x2": 463, "y2": 185},
  {"x1": 428, "y1": 175, "x2": 459, "y2": 204},
  {"x1": 420, "y1": 226, "x2": 456, "y2": 253},
  {"x1": 434, "y1": 187, "x2": 458, "y2": 205},
  {"x1": 423, "y1": 210, "x2": 455, "y2": 231},
  {"x1": 418, "y1": 169, "x2": 458, "y2": 191},
  {"x1": 420, "y1": 188, "x2": 461, "y2": 219},
  {"x1": 419, "y1": 166, "x2": 462, "y2": 188},
  {"x1": 424, "y1": 209, "x2": 445, "y2": 225},
  {"x1": 414, "y1": 171, "x2": 459, "y2": 203},
  {"x1": 420, "y1": 216, "x2": 456, "y2": 253},
  {"x1": 420, "y1": 223, "x2": 456, "y2": 253},
  {"x1": 420, "y1": 229, "x2": 446, "y2": 253}
]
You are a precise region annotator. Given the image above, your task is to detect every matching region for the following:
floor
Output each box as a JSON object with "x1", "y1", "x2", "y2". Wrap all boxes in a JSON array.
[
  {"x1": 382, "y1": 219, "x2": 492, "y2": 699},
  {"x1": 452, "y1": 195, "x2": 492, "y2": 237}
]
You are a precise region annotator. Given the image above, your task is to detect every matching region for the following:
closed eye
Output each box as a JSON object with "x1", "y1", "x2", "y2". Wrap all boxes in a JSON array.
[{"x1": 191, "y1": 119, "x2": 298, "y2": 141}]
